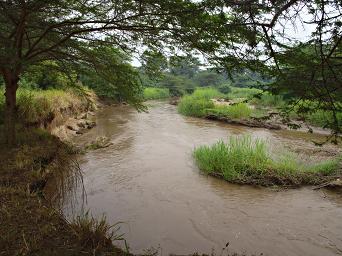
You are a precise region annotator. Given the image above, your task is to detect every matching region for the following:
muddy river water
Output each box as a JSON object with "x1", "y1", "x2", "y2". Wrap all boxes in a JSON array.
[{"x1": 66, "y1": 101, "x2": 342, "y2": 256}]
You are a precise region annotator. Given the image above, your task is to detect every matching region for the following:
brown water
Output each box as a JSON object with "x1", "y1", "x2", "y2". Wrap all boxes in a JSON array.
[{"x1": 67, "y1": 101, "x2": 342, "y2": 256}]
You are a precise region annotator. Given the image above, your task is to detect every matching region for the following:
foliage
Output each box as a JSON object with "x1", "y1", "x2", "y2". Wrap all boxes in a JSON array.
[
  {"x1": 143, "y1": 88, "x2": 170, "y2": 100},
  {"x1": 169, "y1": 55, "x2": 201, "y2": 78},
  {"x1": 159, "y1": 74, "x2": 196, "y2": 97},
  {"x1": 20, "y1": 61, "x2": 74, "y2": 90},
  {"x1": 194, "y1": 135, "x2": 341, "y2": 186},
  {"x1": 193, "y1": 70, "x2": 225, "y2": 87},
  {"x1": 287, "y1": 100, "x2": 342, "y2": 129},
  {"x1": 140, "y1": 50, "x2": 168, "y2": 83},
  {"x1": 79, "y1": 46, "x2": 144, "y2": 109}
]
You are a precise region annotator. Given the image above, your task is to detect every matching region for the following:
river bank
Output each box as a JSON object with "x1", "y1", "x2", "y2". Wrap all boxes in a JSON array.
[{"x1": 0, "y1": 88, "x2": 131, "y2": 255}]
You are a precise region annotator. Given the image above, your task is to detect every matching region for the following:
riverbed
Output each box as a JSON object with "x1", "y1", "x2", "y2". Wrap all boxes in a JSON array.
[{"x1": 65, "y1": 101, "x2": 342, "y2": 256}]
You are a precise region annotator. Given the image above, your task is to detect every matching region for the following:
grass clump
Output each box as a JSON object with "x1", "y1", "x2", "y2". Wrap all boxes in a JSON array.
[
  {"x1": 143, "y1": 87, "x2": 170, "y2": 100},
  {"x1": 70, "y1": 212, "x2": 128, "y2": 253},
  {"x1": 191, "y1": 87, "x2": 223, "y2": 99},
  {"x1": 226, "y1": 87, "x2": 262, "y2": 99},
  {"x1": 177, "y1": 88, "x2": 222, "y2": 117},
  {"x1": 194, "y1": 135, "x2": 341, "y2": 186},
  {"x1": 206, "y1": 103, "x2": 252, "y2": 119},
  {"x1": 178, "y1": 95, "x2": 215, "y2": 117}
]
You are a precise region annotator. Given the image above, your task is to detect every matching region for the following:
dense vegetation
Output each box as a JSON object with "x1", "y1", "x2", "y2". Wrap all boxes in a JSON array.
[{"x1": 194, "y1": 135, "x2": 341, "y2": 186}]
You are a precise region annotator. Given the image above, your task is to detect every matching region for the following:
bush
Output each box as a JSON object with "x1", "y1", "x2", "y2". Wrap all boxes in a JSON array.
[
  {"x1": 143, "y1": 87, "x2": 170, "y2": 100},
  {"x1": 194, "y1": 135, "x2": 341, "y2": 186}
]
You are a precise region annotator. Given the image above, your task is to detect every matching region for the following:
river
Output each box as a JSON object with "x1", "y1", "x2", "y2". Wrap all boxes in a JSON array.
[{"x1": 65, "y1": 101, "x2": 342, "y2": 256}]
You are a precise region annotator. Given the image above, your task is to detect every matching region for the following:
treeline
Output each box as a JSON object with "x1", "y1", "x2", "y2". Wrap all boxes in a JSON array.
[{"x1": 139, "y1": 51, "x2": 270, "y2": 97}]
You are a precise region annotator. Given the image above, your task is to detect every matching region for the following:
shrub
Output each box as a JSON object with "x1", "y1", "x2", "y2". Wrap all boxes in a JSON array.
[{"x1": 143, "y1": 87, "x2": 170, "y2": 100}]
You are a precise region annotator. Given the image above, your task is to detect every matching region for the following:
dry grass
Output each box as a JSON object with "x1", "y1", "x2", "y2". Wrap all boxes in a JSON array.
[{"x1": 0, "y1": 128, "x2": 128, "y2": 256}]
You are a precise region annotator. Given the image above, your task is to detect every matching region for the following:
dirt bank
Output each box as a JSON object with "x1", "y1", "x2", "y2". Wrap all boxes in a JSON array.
[{"x1": 0, "y1": 93, "x2": 131, "y2": 255}]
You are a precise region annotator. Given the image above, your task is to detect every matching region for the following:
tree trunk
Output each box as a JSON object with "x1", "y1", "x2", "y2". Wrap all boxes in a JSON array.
[{"x1": 3, "y1": 71, "x2": 19, "y2": 146}]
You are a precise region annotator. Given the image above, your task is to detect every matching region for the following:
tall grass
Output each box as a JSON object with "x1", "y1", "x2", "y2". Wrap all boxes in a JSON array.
[
  {"x1": 206, "y1": 103, "x2": 252, "y2": 119},
  {"x1": 194, "y1": 135, "x2": 341, "y2": 186},
  {"x1": 227, "y1": 87, "x2": 262, "y2": 99},
  {"x1": 250, "y1": 92, "x2": 285, "y2": 108},
  {"x1": 177, "y1": 88, "x2": 221, "y2": 117},
  {"x1": 70, "y1": 212, "x2": 127, "y2": 252},
  {"x1": 143, "y1": 87, "x2": 169, "y2": 100},
  {"x1": 0, "y1": 88, "x2": 94, "y2": 125},
  {"x1": 178, "y1": 95, "x2": 215, "y2": 117},
  {"x1": 191, "y1": 87, "x2": 223, "y2": 99}
]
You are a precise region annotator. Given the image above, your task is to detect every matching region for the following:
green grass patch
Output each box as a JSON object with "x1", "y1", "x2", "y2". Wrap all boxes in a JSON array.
[
  {"x1": 226, "y1": 87, "x2": 262, "y2": 99},
  {"x1": 206, "y1": 103, "x2": 252, "y2": 119},
  {"x1": 191, "y1": 87, "x2": 223, "y2": 99},
  {"x1": 177, "y1": 88, "x2": 222, "y2": 117},
  {"x1": 143, "y1": 87, "x2": 170, "y2": 100},
  {"x1": 194, "y1": 135, "x2": 341, "y2": 186},
  {"x1": 178, "y1": 95, "x2": 215, "y2": 117}
]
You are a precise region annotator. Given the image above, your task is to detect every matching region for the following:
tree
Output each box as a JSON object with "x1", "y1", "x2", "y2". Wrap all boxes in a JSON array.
[
  {"x1": 140, "y1": 50, "x2": 168, "y2": 84},
  {"x1": 193, "y1": 70, "x2": 225, "y2": 87},
  {"x1": 169, "y1": 55, "x2": 201, "y2": 78},
  {"x1": 159, "y1": 74, "x2": 196, "y2": 96},
  {"x1": 79, "y1": 46, "x2": 144, "y2": 108},
  {"x1": 0, "y1": 0, "x2": 230, "y2": 145},
  {"x1": 200, "y1": 0, "x2": 342, "y2": 137}
]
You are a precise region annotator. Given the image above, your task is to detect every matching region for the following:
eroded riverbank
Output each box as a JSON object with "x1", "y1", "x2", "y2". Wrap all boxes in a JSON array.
[{"x1": 66, "y1": 101, "x2": 342, "y2": 256}]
